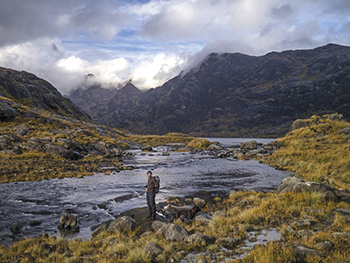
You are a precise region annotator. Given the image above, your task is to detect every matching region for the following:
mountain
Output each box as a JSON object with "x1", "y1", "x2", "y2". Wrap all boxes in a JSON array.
[
  {"x1": 0, "y1": 67, "x2": 89, "y2": 121},
  {"x1": 70, "y1": 43, "x2": 350, "y2": 137},
  {"x1": 70, "y1": 82, "x2": 142, "y2": 126}
]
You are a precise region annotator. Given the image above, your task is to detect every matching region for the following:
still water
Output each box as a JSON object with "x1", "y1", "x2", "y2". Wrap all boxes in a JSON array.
[{"x1": 0, "y1": 139, "x2": 288, "y2": 245}]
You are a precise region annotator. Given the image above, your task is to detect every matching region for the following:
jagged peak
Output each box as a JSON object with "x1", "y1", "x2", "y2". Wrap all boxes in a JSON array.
[{"x1": 119, "y1": 82, "x2": 141, "y2": 94}]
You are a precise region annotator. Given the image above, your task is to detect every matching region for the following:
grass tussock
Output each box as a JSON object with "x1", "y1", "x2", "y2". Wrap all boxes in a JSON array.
[{"x1": 242, "y1": 242, "x2": 297, "y2": 263}]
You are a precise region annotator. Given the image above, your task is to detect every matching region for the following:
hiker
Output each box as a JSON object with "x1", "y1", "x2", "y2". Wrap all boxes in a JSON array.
[{"x1": 145, "y1": 170, "x2": 158, "y2": 220}]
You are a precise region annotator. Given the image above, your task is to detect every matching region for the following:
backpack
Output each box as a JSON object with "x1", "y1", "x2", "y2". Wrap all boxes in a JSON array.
[{"x1": 153, "y1": 176, "x2": 160, "y2": 194}]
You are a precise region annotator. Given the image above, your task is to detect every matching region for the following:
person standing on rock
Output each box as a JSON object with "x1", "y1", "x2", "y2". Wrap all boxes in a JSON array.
[{"x1": 146, "y1": 170, "x2": 158, "y2": 220}]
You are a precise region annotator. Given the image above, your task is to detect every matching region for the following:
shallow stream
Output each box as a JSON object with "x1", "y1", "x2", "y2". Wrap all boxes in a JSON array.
[{"x1": 0, "y1": 138, "x2": 289, "y2": 245}]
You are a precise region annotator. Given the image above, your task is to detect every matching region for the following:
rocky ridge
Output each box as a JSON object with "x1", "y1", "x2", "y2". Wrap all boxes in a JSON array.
[{"x1": 70, "y1": 43, "x2": 350, "y2": 137}]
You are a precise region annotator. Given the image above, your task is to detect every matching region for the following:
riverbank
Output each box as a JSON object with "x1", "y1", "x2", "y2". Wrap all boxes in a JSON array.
[
  {"x1": 1, "y1": 114, "x2": 350, "y2": 262},
  {"x1": 0, "y1": 98, "x2": 210, "y2": 183}
]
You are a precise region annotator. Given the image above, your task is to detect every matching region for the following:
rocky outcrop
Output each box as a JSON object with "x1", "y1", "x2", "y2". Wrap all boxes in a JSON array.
[{"x1": 276, "y1": 176, "x2": 350, "y2": 202}]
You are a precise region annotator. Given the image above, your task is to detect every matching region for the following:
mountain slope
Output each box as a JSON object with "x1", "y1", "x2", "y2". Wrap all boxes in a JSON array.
[
  {"x1": 0, "y1": 67, "x2": 90, "y2": 120},
  {"x1": 70, "y1": 43, "x2": 350, "y2": 137}
]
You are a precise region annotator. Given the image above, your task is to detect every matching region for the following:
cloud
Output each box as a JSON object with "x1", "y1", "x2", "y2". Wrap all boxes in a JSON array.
[
  {"x1": 0, "y1": 37, "x2": 186, "y2": 94},
  {"x1": 0, "y1": 0, "x2": 349, "y2": 94},
  {"x1": 0, "y1": 0, "x2": 131, "y2": 46}
]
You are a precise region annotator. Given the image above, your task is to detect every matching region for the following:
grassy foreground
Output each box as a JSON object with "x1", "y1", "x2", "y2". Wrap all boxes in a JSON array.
[{"x1": 1, "y1": 114, "x2": 350, "y2": 262}]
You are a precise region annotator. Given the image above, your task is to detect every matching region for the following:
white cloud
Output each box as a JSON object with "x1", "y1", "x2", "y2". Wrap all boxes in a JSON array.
[
  {"x1": 0, "y1": 0, "x2": 349, "y2": 94},
  {"x1": 0, "y1": 37, "x2": 186, "y2": 93}
]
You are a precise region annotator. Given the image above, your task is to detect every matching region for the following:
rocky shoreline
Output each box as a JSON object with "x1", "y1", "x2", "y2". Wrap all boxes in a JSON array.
[
  {"x1": 1, "y1": 115, "x2": 350, "y2": 262},
  {"x1": 81, "y1": 171, "x2": 350, "y2": 262}
]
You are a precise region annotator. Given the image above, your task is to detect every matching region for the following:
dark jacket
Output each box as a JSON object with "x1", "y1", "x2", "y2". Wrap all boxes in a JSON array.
[{"x1": 147, "y1": 176, "x2": 157, "y2": 192}]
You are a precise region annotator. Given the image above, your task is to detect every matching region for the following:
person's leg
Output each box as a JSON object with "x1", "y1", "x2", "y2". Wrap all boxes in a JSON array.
[
  {"x1": 146, "y1": 192, "x2": 152, "y2": 217},
  {"x1": 150, "y1": 191, "x2": 156, "y2": 219}
]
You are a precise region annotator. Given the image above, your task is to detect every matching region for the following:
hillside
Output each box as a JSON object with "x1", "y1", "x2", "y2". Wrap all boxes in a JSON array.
[
  {"x1": 0, "y1": 67, "x2": 90, "y2": 121},
  {"x1": 70, "y1": 43, "x2": 350, "y2": 137},
  {"x1": 0, "y1": 69, "x2": 210, "y2": 183}
]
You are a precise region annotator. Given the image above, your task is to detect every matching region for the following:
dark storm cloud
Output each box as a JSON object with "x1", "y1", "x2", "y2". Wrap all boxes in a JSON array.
[{"x1": 0, "y1": 0, "x2": 131, "y2": 46}]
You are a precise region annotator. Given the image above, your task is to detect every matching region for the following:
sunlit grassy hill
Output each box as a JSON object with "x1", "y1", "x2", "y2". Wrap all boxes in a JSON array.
[
  {"x1": 265, "y1": 113, "x2": 350, "y2": 191},
  {"x1": 0, "y1": 95, "x2": 210, "y2": 183}
]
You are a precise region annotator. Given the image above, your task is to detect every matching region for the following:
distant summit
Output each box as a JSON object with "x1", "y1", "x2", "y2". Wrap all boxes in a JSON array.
[
  {"x1": 69, "y1": 43, "x2": 350, "y2": 137},
  {"x1": 70, "y1": 81, "x2": 142, "y2": 125}
]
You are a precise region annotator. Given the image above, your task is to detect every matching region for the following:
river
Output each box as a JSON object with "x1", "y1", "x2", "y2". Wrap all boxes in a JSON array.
[{"x1": 0, "y1": 138, "x2": 289, "y2": 245}]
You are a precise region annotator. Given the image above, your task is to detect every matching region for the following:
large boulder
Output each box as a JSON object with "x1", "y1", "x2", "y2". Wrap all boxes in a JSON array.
[
  {"x1": 45, "y1": 144, "x2": 81, "y2": 160},
  {"x1": 156, "y1": 223, "x2": 189, "y2": 242},
  {"x1": 58, "y1": 138, "x2": 86, "y2": 152},
  {"x1": 289, "y1": 119, "x2": 309, "y2": 132},
  {"x1": 240, "y1": 140, "x2": 257, "y2": 151},
  {"x1": 107, "y1": 216, "x2": 138, "y2": 233},
  {"x1": 193, "y1": 197, "x2": 206, "y2": 208},
  {"x1": 26, "y1": 137, "x2": 46, "y2": 151},
  {"x1": 276, "y1": 176, "x2": 350, "y2": 202},
  {"x1": 59, "y1": 215, "x2": 77, "y2": 227},
  {"x1": 208, "y1": 143, "x2": 222, "y2": 151},
  {"x1": 141, "y1": 145, "x2": 153, "y2": 152},
  {"x1": 58, "y1": 215, "x2": 79, "y2": 234}
]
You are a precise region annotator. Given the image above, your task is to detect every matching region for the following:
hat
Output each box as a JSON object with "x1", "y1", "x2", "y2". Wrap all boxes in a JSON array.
[{"x1": 147, "y1": 170, "x2": 152, "y2": 175}]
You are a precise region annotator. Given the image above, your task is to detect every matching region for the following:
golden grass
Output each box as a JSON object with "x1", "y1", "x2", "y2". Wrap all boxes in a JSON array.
[
  {"x1": 1, "y1": 113, "x2": 350, "y2": 262},
  {"x1": 265, "y1": 114, "x2": 350, "y2": 190}
]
